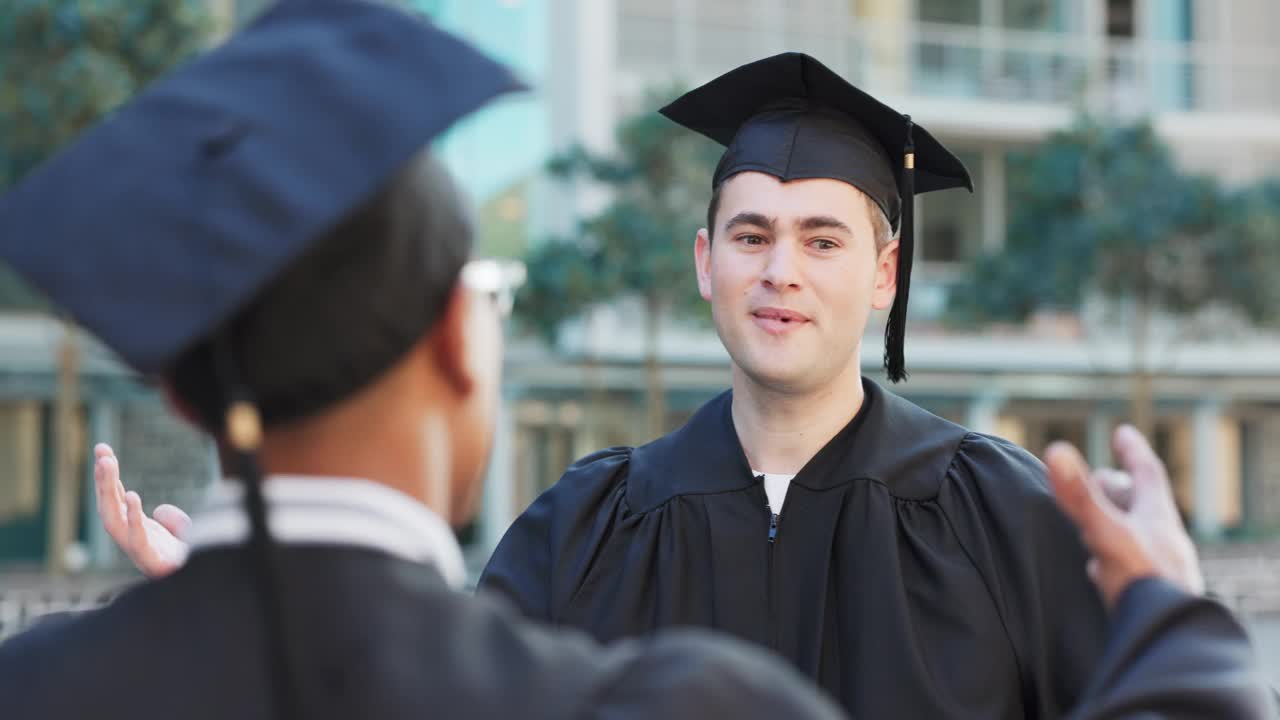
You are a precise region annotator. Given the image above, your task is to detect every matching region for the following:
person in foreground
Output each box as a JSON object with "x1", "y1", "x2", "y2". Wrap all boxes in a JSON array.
[
  {"x1": 0, "y1": 2, "x2": 845, "y2": 718},
  {"x1": 32, "y1": 4, "x2": 1271, "y2": 717}
]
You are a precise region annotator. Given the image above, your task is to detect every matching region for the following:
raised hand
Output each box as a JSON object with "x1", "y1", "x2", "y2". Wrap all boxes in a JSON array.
[
  {"x1": 93, "y1": 443, "x2": 191, "y2": 578},
  {"x1": 1044, "y1": 425, "x2": 1204, "y2": 609}
]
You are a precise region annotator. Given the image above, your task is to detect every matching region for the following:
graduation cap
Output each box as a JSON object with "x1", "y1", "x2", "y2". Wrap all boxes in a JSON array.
[
  {"x1": 0, "y1": 0, "x2": 523, "y2": 717},
  {"x1": 660, "y1": 52, "x2": 973, "y2": 382}
]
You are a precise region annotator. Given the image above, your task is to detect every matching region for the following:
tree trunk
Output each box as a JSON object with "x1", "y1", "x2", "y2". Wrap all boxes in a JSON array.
[
  {"x1": 48, "y1": 319, "x2": 83, "y2": 574},
  {"x1": 1129, "y1": 293, "x2": 1155, "y2": 438},
  {"x1": 643, "y1": 294, "x2": 666, "y2": 441}
]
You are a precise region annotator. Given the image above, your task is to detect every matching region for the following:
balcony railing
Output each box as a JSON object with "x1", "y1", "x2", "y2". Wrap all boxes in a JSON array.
[
  {"x1": 617, "y1": 9, "x2": 1280, "y2": 115},
  {"x1": 910, "y1": 21, "x2": 1280, "y2": 114}
]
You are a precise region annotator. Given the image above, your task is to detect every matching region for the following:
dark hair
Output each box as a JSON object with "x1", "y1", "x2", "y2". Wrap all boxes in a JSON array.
[
  {"x1": 706, "y1": 183, "x2": 723, "y2": 240},
  {"x1": 169, "y1": 150, "x2": 472, "y2": 432}
]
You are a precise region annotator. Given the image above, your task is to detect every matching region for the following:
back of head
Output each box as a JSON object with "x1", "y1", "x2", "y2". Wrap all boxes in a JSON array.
[{"x1": 168, "y1": 151, "x2": 473, "y2": 433}]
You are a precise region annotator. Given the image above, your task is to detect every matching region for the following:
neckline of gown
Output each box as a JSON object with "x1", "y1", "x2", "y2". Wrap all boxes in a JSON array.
[{"x1": 627, "y1": 378, "x2": 971, "y2": 512}]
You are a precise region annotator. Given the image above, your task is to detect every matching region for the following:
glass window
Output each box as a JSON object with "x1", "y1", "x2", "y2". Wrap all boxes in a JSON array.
[
  {"x1": 1002, "y1": 0, "x2": 1081, "y2": 31},
  {"x1": 917, "y1": 0, "x2": 980, "y2": 25},
  {"x1": 1107, "y1": 0, "x2": 1136, "y2": 38}
]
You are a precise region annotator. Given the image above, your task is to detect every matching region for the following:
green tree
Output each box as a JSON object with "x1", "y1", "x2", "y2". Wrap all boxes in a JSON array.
[
  {"x1": 516, "y1": 88, "x2": 720, "y2": 440},
  {"x1": 0, "y1": 0, "x2": 210, "y2": 571},
  {"x1": 951, "y1": 118, "x2": 1280, "y2": 434},
  {"x1": 1, "y1": 0, "x2": 210, "y2": 307}
]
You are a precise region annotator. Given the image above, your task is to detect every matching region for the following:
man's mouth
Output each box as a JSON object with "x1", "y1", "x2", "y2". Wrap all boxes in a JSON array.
[{"x1": 750, "y1": 307, "x2": 811, "y2": 334}]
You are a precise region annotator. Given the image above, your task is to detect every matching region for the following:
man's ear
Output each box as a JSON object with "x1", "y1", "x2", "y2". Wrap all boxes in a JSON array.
[
  {"x1": 695, "y1": 228, "x2": 713, "y2": 301},
  {"x1": 871, "y1": 239, "x2": 900, "y2": 311},
  {"x1": 429, "y1": 282, "x2": 475, "y2": 396}
]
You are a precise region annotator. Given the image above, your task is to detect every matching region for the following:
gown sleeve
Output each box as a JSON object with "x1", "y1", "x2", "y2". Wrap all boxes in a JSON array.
[
  {"x1": 938, "y1": 433, "x2": 1110, "y2": 717},
  {"x1": 1069, "y1": 578, "x2": 1277, "y2": 719},
  {"x1": 477, "y1": 447, "x2": 634, "y2": 622},
  {"x1": 589, "y1": 631, "x2": 847, "y2": 720}
]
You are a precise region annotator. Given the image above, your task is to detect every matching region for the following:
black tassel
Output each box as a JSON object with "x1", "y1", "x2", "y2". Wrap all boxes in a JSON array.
[
  {"x1": 215, "y1": 336, "x2": 299, "y2": 720},
  {"x1": 884, "y1": 115, "x2": 914, "y2": 383}
]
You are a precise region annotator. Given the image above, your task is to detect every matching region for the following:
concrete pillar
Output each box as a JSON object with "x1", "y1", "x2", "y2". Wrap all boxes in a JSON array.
[
  {"x1": 572, "y1": 0, "x2": 617, "y2": 218},
  {"x1": 756, "y1": 0, "x2": 786, "y2": 57},
  {"x1": 981, "y1": 145, "x2": 1006, "y2": 253},
  {"x1": 546, "y1": 0, "x2": 618, "y2": 231},
  {"x1": 1086, "y1": 407, "x2": 1113, "y2": 470},
  {"x1": 1192, "y1": 398, "x2": 1223, "y2": 538},
  {"x1": 481, "y1": 387, "x2": 519, "y2": 555},
  {"x1": 673, "y1": 0, "x2": 696, "y2": 74},
  {"x1": 1081, "y1": 0, "x2": 1106, "y2": 111},
  {"x1": 857, "y1": 0, "x2": 910, "y2": 94}
]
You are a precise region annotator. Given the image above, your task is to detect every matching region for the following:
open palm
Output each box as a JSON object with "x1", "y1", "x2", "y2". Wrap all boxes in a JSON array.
[{"x1": 93, "y1": 443, "x2": 191, "y2": 578}]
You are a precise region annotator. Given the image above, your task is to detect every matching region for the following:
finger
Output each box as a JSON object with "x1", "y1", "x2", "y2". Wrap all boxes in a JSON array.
[
  {"x1": 1113, "y1": 425, "x2": 1180, "y2": 515},
  {"x1": 95, "y1": 453, "x2": 127, "y2": 539},
  {"x1": 125, "y1": 491, "x2": 150, "y2": 559},
  {"x1": 1045, "y1": 443, "x2": 1133, "y2": 561},
  {"x1": 153, "y1": 504, "x2": 192, "y2": 538},
  {"x1": 1044, "y1": 442, "x2": 1106, "y2": 529},
  {"x1": 1097, "y1": 469, "x2": 1134, "y2": 512},
  {"x1": 1113, "y1": 425, "x2": 1167, "y2": 492},
  {"x1": 94, "y1": 443, "x2": 114, "y2": 460}
]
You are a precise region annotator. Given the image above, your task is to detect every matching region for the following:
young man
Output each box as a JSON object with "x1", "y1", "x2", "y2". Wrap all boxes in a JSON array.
[
  {"x1": 0, "y1": 4, "x2": 845, "y2": 718},
  {"x1": 475, "y1": 53, "x2": 1111, "y2": 717}
]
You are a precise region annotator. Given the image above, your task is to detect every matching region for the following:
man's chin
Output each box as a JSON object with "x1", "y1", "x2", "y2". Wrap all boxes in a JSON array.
[{"x1": 735, "y1": 360, "x2": 815, "y2": 393}]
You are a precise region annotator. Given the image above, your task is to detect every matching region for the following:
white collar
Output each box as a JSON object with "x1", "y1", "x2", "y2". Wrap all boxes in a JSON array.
[{"x1": 184, "y1": 476, "x2": 467, "y2": 589}]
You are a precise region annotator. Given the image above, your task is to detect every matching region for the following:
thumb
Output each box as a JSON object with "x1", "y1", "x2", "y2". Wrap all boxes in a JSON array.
[{"x1": 153, "y1": 504, "x2": 192, "y2": 538}]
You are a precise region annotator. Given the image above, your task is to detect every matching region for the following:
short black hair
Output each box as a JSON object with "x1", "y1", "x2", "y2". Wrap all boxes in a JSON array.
[
  {"x1": 706, "y1": 183, "x2": 723, "y2": 240},
  {"x1": 168, "y1": 151, "x2": 472, "y2": 432}
]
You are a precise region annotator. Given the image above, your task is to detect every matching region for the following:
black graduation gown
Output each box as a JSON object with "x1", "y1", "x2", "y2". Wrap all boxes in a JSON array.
[
  {"x1": 479, "y1": 379, "x2": 1111, "y2": 718},
  {"x1": 0, "y1": 545, "x2": 845, "y2": 720}
]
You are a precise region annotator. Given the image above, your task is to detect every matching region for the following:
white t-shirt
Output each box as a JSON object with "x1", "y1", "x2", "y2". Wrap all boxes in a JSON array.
[{"x1": 754, "y1": 471, "x2": 797, "y2": 514}]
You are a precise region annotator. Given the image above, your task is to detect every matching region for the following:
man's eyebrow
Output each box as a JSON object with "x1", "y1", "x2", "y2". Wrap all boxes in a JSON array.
[
  {"x1": 723, "y1": 211, "x2": 774, "y2": 232},
  {"x1": 795, "y1": 215, "x2": 854, "y2": 235}
]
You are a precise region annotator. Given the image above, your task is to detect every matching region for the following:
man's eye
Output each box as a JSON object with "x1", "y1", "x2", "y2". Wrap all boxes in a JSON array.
[
  {"x1": 811, "y1": 238, "x2": 838, "y2": 251},
  {"x1": 738, "y1": 234, "x2": 766, "y2": 246}
]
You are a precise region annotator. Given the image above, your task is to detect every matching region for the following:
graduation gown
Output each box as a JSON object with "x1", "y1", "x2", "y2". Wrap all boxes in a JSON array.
[
  {"x1": 5, "y1": 549, "x2": 1272, "y2": 720},
  {"x1": 0, "y1": 477, "x2": 846, "y2": 720},
  {"x1": 479, "y1": 379, "x2": 1111, "y2": 718}
]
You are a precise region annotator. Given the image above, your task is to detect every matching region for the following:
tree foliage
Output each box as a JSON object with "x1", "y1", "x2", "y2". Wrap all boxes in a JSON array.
[
  {"x1": 0, "y1": 0, "x2": 209, "y2": 309},
  {"x1": 514, "y1": 87, "x2": 721, "y2": 437},
  {"x1": 950, "y1": 118, "x2": 1280, "y2": 329},
  {"x1": 515, "y1": 86, "x2": 721, "y2": 342}
]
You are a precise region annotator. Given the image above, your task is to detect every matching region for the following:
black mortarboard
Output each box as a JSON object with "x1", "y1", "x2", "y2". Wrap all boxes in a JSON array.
[
  {"x1": 660, "y1": 52, "x2": 973, "y2": 382},
  {"x1": 0, "y1": 1, "x2": 522, "y2": 718}
]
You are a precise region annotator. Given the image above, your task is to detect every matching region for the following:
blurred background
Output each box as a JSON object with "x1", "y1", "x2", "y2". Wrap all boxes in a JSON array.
[{"x1": 2, "y1": 0, "x2": 1279, "y2": 679}]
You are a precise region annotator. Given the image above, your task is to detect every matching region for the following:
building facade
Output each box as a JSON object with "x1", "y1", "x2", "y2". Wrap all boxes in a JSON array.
[
  {"x1": 4, "y1": 0, "x2": 1279, "y2": 585},
  {"x1": 483, "y1": 0, "x2": 1280, "y2": 554}
]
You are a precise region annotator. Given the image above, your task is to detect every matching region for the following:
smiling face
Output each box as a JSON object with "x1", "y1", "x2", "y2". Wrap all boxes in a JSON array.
[{"x1": 695, "y1": 171, "x2": 899, "y2": 394}]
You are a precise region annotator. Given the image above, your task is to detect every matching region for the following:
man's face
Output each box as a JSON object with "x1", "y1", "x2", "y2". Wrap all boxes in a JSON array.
[{"x1": 695, "y1": 172, "x2": 898, "y2": 394}]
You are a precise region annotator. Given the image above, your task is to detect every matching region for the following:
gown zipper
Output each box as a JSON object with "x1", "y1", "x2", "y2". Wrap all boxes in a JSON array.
[{"x1": 760, "y1": 473, "x2": 785, "y2": 652}]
